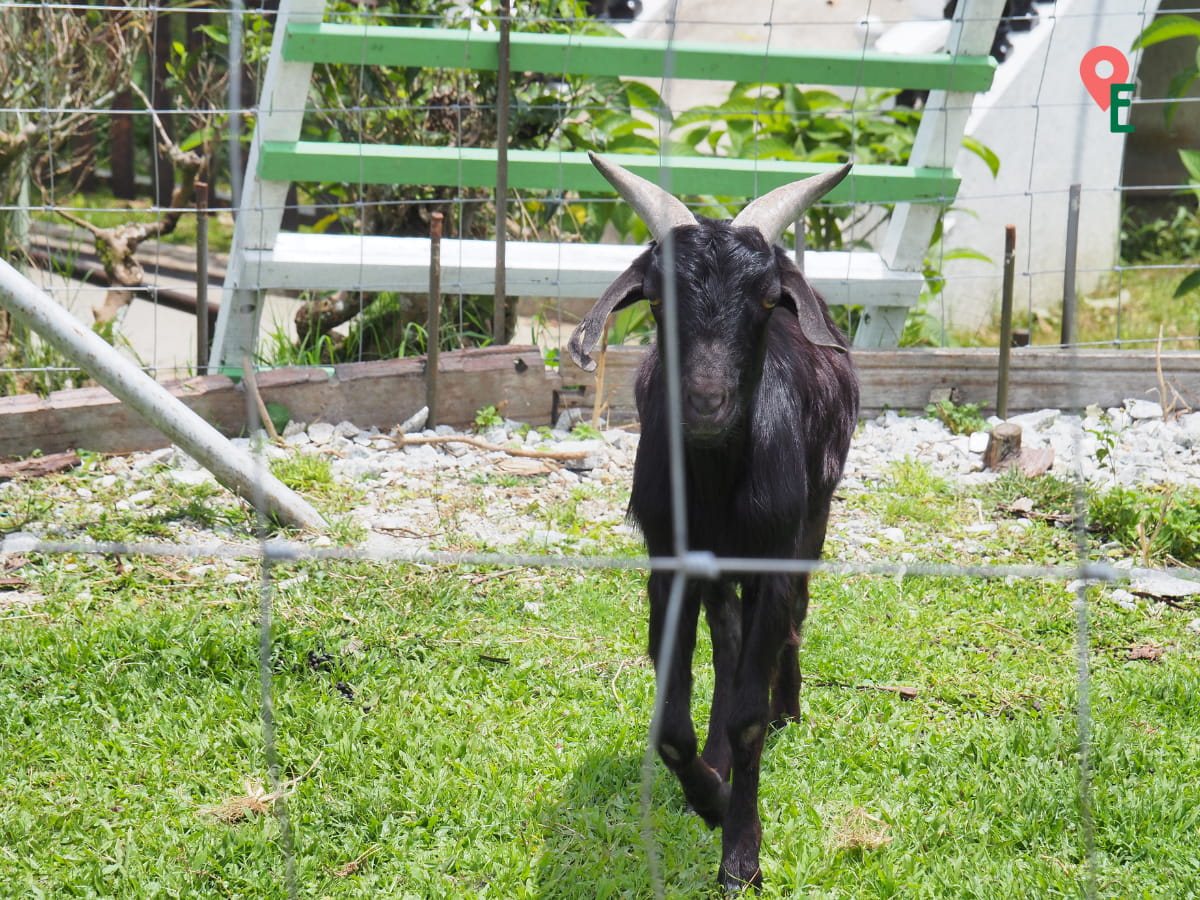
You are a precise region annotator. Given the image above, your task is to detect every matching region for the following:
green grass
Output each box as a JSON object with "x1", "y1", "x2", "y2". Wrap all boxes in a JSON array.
[
  {"x1": 957, "y1": 265, "x2": 1200, "y2": 350},
  {"x1": 1, "y1": 450, "x2": 1198, "y2": 897}
]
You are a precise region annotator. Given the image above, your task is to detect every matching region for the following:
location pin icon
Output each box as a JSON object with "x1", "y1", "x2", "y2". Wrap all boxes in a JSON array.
[{"x1": 1080, "y1": 46, "x2": 1130, "y2": 111}]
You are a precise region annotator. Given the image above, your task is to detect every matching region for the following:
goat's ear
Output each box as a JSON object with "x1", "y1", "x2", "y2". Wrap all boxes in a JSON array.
[
  {"x1": 567, "y1": 255, "x2": 649, "y2": 372},
  {"x1": 778, "y1": 257, "x2": 849, "y2": 354}
]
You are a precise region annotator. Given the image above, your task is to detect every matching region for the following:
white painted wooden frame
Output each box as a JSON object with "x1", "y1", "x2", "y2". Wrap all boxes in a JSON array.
[{"x1": 212, "y1": 0, "x2": 1004, "y2": 371}]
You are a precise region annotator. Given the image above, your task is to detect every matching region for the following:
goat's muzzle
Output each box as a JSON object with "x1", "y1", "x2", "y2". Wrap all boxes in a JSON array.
[{"x1": 682, "y1": 378, "x2": 738, "y2": 443}]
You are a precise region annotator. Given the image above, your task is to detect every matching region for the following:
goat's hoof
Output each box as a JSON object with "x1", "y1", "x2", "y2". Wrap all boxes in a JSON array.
[
  {"x1": 718, "y1": 861, "x2": 763, "y2": 893},
  {"x1": 679, "y1": 758, "x2": 729, "y2": 828},
  {"x1": 688, "y1": 782, "x2": 730, "y2": 830}
]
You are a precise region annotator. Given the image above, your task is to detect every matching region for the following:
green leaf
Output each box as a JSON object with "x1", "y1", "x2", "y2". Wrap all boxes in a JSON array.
[
  {"x1": 1131, "y1": 14, "x2": 1200, "y2": 50},
  {"x1": 265, "y1": 402, "x2": 291, "y2": 435},
  {"x1": 962, "y1": 135, "x2": 1001, "y2": 178},
  {"x1": 941, "y1": 247, "x2": 994, "y2": 264},
  {"x1": 310, "y1": 211, "x2": 343, "y2": 235},
  {"x1": 798, "y1": 89, "x2": 843, "y2": 110},
  {"x1": 604, "y1": 133, "x2": 659, "y2": 154},
  {"x1": 178, "y1": 127, "x2": 214, "y2": 153},
  {"x1": 671, "y1": 107, "x2": 724, "y2": 129},
  {"x1": 621, "y1": 81, "x2": 673, "y2": 125},
  {"x1": 197, "y1": 23, "x2": 228, "y2": 44},
  {"x1": 1164, "y1": 66, "x2": 1200, "y2": 128},
  {"x1": 590, "y1": 110, "x2": 642, "y2": 140},
  {"x1": 1179, "y1": 148, "x2": 1200, "y2": 183},
  {"x1": 744, "y1": 136, "x2": 798, "y2": 161},
  {"x1": 1173, "y1": 268, "x2": 1200, "y2": 298}
]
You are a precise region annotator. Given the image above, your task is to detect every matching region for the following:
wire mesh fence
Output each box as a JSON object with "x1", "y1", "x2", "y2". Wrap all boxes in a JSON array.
[{"x1": 2, "y1": 1, "x2": 1200, "y2": 897}]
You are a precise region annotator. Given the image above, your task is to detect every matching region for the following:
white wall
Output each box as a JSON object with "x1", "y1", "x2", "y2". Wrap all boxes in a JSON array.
[{"x1": 939, "y1": 0, "x2": 1156, "y2": 334}]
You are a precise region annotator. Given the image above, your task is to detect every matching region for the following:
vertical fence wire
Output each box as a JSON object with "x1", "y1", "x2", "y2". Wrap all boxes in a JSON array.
[{"x1": 231, "y1": 4, "x2": 299, "y2": 894}]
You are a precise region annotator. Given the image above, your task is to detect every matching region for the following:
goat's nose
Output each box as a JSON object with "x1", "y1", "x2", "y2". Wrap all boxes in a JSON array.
[{"x1": 685, "y1": 387, "x2": 726, "y2": 419}]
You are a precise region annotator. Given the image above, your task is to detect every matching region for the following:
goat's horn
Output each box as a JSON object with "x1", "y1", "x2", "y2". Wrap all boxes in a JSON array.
[
  {"x1": 732, "y1": 162, "x2": 853, "y2": 245},
  {"x1": 588, "y1": 151, "x2": 696, "y2": 241}
]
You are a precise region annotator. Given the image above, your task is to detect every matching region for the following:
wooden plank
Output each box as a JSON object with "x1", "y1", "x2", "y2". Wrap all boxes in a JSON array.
[
  {"x1": 258, "y1": 144, "x2": 959, "y2": 204},
  {"x1": 0, "y1": 346, "x2": 555, "y2": 459},
  {"x1": 240, "y1": 233, "x2": 927, "y2": 308},
  {"x1": 560, "y1": 348, "x2": 1200, "y2": 421},
  {"x1": 8, "y1": 348, "x2": 1195, "y2": 459},
  {"x1": 283, "y1": 23, "x2": 997, "y2": 92}
]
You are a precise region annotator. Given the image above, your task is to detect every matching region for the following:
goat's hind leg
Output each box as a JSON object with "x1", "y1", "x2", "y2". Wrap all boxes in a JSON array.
[
  {"x1": 769, "y1": 573, "x2": 809, "y2": 728},
  {"x1": 648, "y1": 573, "x2": 728, "y2": 828}
]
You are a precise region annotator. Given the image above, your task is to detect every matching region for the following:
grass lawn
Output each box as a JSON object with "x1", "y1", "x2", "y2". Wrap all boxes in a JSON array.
[{"x1": 1, "y1": 450, "x2": 1198, "y2": 898}]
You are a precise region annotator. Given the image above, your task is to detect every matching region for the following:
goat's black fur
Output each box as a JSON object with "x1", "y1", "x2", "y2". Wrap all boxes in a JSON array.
[{"x1": 588, "y1": 219, "x2": 858, "y2": 891}]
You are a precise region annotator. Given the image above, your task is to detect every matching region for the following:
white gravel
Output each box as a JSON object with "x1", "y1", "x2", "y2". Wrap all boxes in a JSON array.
[{"x1": 3, "y1": 400, "x2": 1198, "y2": 568}]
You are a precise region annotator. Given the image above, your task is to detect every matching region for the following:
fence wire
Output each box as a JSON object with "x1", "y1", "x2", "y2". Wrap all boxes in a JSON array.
[{"x1": 4, "y1": 1, "x2": 1200, "y2": 897}]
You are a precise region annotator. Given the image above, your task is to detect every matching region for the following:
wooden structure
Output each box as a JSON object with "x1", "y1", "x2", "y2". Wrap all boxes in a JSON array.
[
  {"x1": 210, "y1": 0, "x2": 1005, "y2": 371},
  {"x1": 5, "y1": 347, "x2": 1199, "y2": 458}
]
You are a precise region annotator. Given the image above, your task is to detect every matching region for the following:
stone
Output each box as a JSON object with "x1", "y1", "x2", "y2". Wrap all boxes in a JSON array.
[
  {"x1": 308, "y1": 422, "x2": 335, "y2": 445},
  {"x1": 555, "y1": 407, "x2": 587, "y2": 431},
  {"x1": 1007, "y1": 409, "x2": 1059, "y2": 431},
  {"x1": 1125, "y1": 398, "x2": 1163, "y2": 420},
  {"x1": 1127, "y1": 567, "x2": 1200, "y2": 600},
  {"x1": 1110, "y1": 589, "x2": 1138, "y2": 611}
]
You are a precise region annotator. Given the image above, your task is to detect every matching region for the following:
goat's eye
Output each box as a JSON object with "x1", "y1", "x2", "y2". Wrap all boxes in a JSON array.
[{"x1": 762, "y1": 296, "x2": 778, "y2": 310}]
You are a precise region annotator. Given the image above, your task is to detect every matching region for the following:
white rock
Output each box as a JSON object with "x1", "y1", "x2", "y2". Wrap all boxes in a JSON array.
[
  {"x1": 1127, "y1": 567, "x2": 1200, "y2": 599},
  {"x1": 1125, "y1": 398, "x2": 1163, "y2": 420},
  {"x1": 399, "y1": 407, "x2": 428, "y2": 433},
  {"x1": 482, "y1": 427, "x2": 509, "y2": 445},
  {"x1": 308, "y1": 422, "x2": 335, "y2": 445},
  {"x1": 555, "y1": 407, "x2": 586, "y2": 431},
  {"x1": 167, "y1": 469, "x2": 215, "y2": 487},
  {"x1": 968, "y1": 431, "x2": 991, "y2": 454},
  {"x1": 559, "y1": 439, "x2": 607, "y2": 471},
  {"x1": 1110, "y1": 589, "x2": 1138, "y2": 611},
  {"x1": 1, "y1": 531, "x2": 39, "y2": 553},
  {"x1": 1008, "y1": 409, "x2": 1059, "y2": 431}
]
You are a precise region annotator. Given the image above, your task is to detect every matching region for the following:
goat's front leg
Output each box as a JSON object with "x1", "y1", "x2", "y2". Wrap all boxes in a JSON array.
[
  {"x1": 648, "y1": 572, "x2": 728, "y2": 828},
  {"x1": 719, "y1": 575, "x2": 791, "y2": 893},
  {"x1": 701, "y1": 581, "x2": 741, "y2": 781}
]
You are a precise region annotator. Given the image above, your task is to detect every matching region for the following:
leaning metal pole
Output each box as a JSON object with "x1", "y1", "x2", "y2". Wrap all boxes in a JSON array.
[{"x1": 0, "y1": 258, "x2": 325, "y2": 531}]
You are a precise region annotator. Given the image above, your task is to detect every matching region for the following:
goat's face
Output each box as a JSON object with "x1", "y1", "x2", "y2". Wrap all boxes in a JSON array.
[
  {"x1": 568, "y1": 153, "x2": 852, "y2": 443},
  {"x1": 640, "y1": 222, "x2": 785, "y2": 442}
]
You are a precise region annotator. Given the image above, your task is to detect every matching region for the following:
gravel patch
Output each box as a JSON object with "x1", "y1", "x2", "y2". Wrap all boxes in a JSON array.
[{"x1": 3, "y1": 401, "x2": 1198, "y2": 574}]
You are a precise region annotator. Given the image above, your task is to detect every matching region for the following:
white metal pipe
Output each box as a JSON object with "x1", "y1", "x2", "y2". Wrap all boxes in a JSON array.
[{"x1": 0, "y1": 259, "x2": 325, "y2": 531}]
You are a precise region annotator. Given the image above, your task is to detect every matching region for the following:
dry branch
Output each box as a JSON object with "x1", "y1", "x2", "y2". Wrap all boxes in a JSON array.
[
  {"x1": 393, "y1": 431, "x2": 590, "y2": 460},
  {"x1": 52, "y1": 80, "x2": 208, "y2": 326},
  {"x1": 0, "y1": 450, "x2": 81, "y2": 481}
]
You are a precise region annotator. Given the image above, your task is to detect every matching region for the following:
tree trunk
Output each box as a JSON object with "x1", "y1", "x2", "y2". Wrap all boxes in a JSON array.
[
  {"x1": 110, "y1": 89, "x2": 136, "y2": 199},
  {"x1": 151, "y1": 10, "x2": 176, "y2": 207}
]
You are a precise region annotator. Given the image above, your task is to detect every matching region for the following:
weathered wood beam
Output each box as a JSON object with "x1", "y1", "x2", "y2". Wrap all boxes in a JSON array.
[{"x1": 4, "y1": 347, "x2": 1199, "y2": 459}]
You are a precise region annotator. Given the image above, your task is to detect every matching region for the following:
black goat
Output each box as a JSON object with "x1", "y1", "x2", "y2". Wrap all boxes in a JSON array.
[{"x1": 568, "y1": 153, "x2": 859, "y2": 892}]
